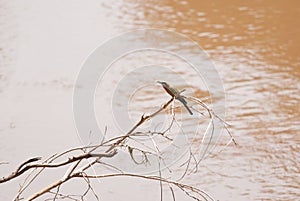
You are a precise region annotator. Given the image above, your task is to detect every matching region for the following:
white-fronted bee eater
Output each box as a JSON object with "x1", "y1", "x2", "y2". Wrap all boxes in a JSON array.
[{"x1": 157, "y1": 81, "x2": 193, "y2": 115}]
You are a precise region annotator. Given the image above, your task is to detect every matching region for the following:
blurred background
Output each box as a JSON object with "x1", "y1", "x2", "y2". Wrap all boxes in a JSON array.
[{"x1": 0, "y1": 0, "x2": 299, "y2": 200}]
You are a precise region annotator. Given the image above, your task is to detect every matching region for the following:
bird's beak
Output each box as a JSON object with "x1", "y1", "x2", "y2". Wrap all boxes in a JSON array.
[{"x1": 156, "y1": 81, "x2": 163, "y2": 84}]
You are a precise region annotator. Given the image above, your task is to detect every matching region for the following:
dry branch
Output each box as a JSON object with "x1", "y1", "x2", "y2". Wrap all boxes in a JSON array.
[
  {"x1": 0, "y1": 93, "x2": 235, "y2": 201},
  {"x1": 0, "y1": 151, "x2": 117, "y2": 184}
]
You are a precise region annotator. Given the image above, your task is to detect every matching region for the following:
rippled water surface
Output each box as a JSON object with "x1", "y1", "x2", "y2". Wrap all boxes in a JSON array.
[
  {"x1": 0, "y1": 0, "x2": 299, "y2": 200},
  {"x1": 103, "y1": 1, "x2": 300, "y2": 200}
]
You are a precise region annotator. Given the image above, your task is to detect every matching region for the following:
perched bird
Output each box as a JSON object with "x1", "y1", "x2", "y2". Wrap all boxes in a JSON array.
[{"x1": 157, "y1": 81, "x2": 193, "y2": 115}]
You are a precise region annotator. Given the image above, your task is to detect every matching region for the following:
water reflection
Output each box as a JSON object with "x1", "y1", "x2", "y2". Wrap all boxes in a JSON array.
[
  {"x1": 105, "y1": 0, "x2": 300, "y2": 69},
  {"x1": 104, "y1": 0, "x2": 300, "y2": 200}
]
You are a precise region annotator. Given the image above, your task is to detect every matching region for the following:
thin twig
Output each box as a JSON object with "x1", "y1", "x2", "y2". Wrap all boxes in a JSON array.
[
  {"x1": 1, "y1": 91, "x2": 234, "y2": 201},
  {"x1": 74, "y1": 173, "x2": 214, "y2": 201},
  {"x1": 0, "y1": 151, "x2": 116, "y2": 183}
]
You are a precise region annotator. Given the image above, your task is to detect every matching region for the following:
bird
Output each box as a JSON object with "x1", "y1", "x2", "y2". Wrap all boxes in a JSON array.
[{"x1": 157, "y1": 81, "x2": 193, "y2": 115}]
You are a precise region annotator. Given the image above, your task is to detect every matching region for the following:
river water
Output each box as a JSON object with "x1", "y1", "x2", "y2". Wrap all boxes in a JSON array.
[{"x1": 0, "y1": 0, "x2": 299, "y2": 200}]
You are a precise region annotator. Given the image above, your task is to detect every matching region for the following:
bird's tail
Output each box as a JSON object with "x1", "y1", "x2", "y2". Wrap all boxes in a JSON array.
[
  {"x1": 183, "y1": 102, "x2": 193, "y2": 115},
  {"x1": 177, "y1": 96, "x2": 193, "y2": 115}
]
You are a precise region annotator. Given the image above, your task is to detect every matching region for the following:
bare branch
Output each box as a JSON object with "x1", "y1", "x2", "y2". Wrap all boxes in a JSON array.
[
  {"x1": 74, "y1": 173, "x2": 214, "y2": 201},
  {"x1": 105, "y1": 98, "x2": 175, "y2": 153},
  {"x1": 0, "y1": 89, "x2": 234, "y2": 201},
  {"x1": 18, "y1": 98, "x2": 174, "y2": 200},
  {"x1": 0, "y1": 151, "x2": 116, "y2": 184}
]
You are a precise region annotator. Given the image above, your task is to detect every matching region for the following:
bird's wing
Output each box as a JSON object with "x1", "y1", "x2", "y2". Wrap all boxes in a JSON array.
[{"x1": 177, "y1": 96, "x2": 187, "y2": 104}]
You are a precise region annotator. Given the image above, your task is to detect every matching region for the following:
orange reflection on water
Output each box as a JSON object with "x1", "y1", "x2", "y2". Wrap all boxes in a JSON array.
[
  {"x1": 107, "y1": 0, "x2": 300, "y2": 69},
  {"x1": 104, "y1": 0, "x2": 300, "y2": 200}
]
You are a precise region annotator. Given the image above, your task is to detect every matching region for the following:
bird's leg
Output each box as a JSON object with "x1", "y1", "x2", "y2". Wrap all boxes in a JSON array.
[{"x1": 175, "y1": 89, "x2": 186, "y2": 99}]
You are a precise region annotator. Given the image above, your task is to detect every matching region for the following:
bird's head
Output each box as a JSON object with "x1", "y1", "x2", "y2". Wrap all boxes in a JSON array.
[{"x1": 157, "y1": 81, "x2": 169, "y2": 87}]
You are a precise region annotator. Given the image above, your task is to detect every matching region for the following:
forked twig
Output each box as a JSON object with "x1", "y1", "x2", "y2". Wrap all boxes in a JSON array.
[{"x1": 0, "y1": 90, "x2": 234, "y2": 201}]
